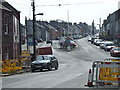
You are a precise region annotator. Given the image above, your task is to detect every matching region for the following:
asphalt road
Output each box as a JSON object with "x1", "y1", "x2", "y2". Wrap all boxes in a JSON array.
[{"x1": 2, "y1": 37, "x2": 110, "y2": 88}]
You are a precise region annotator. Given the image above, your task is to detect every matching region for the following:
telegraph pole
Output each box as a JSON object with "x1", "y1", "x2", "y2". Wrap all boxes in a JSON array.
[
  {"x1": 67, "y1": 10, "x2": 69, "y2": 37},
  {"x1": 31, "y1": 0, "x2": 36, "y2": 60},
  {"x1": 117, "y1": 19, "x2": 120, "y2": 46},
  {"x1": 25, "y1": 17, "x2": 28, "y2": 50},
  {"x1": 92, "y1": 20, "x2": 94, "y2": 36},
  {"x1": 99, "y1": 18, "x2": 101, "y2": 33}
]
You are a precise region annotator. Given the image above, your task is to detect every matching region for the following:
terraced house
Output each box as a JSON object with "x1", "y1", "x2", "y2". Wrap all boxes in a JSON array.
[
  {"x1": 101, "y1": 9, "x2": 120, "y2": 45},
  {"x1": 0, "y1": 0, "x2": 20, "y2": 60}
]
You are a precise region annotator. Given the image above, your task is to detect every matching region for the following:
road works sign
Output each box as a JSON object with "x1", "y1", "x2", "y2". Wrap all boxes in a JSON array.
[
  {"x1": 21, "y1": 50, "x2": 30, "y2": 57},
  {"x1": 98, "y1": 62, "x2": 120, "y2": 83},
  {"x1": 86, "y1": 58, "x2": 120, "y2": 88}
]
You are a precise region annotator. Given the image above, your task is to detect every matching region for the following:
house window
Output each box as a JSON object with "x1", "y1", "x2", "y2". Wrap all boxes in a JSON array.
[
  {"x1": 5, "y1": 47, "x2": 9, "y2": 60},
  {"x1": 0, "y1": 47, "x2": 1, "y2": 54},
  {"x1": 4, "y1": 15, "x2": 9, "y2": 34},
  {"x1": 13, "y1": 16, "x2": 19, "y2": 42},
  {"x1": 0, "y1": 47, "x2": 2, "y2": 60}
]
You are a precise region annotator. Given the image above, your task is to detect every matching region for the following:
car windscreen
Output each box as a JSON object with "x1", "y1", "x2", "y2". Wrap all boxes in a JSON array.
[
  {"x1": 44, "y1": 56, "x2": 51, "y2": 60},
  {"x1": 106, "y1": 43, "x2": 114, "y2": 46},
  {"x1": 114, "y1": 48, "x2": 120, "y2": 51},
  {"x1": 98, "y1": 40, "x2": 102, "y2": 42},
  {"x1": 36, "y1": 56, "x2": 44, "y2": 61}
]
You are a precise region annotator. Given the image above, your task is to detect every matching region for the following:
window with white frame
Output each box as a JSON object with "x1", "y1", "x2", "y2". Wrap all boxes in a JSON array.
[
  {"x1": 5, "y1": 47, "x2": 9, "y2": 60},
  {"x1": 4, "y1": 15, "x2": 9, "y2": 34},
  {"x1": 0, "y1": 47, "x2": 2, "y2": 60},
  {"x1": 13, "y1": 16, "x2": 19, "y2": 43}
]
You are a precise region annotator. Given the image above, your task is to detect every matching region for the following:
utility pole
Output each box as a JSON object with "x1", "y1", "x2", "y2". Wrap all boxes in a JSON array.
[
  {"x1": 117, "y1": 19, "x2": 120, "y2": 46},
  {"x1": 67, "y1": 10, "x2": 69, "y2": 37},
  {"x1": 92, "y1": 20, "x2": 94, "y2": 36},
  {"x1": 25, "y1": 17, "x2": 28, "y2": 50},
  {"x1": 99, "y1": 18, "x2": 101, "y2": 33},
  {"x1": 31, "y1": 0, "x2": 36, "y2": 60}
]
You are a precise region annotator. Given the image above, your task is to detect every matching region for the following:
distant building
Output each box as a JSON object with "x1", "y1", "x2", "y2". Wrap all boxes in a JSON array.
[
  {"x1": 38, "y1": 21, "x2": 59, "y2": 40},
  {"x1": 118, "y1": 1, "x2": 120, "y2": 9},
  {"x1": 20, "y1": 24, "x2": 26, "y2": 44},
  {"x1": 0, "y1": 1, "x2": 20, "y2": 60},
  {"x1": 71, "y1": 23, "x2": 80, "y2": 37},
  {"x1": 26, "y1": 20, "x2": 48, "y2": 43},
  {"x1": 101, "y1": 9, "x2": 120, "y2": 44}
]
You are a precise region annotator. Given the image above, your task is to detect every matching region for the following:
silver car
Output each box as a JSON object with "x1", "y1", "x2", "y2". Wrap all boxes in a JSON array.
[{"x1": 31, "y1": 55, "x2": 59, "y2": 72}]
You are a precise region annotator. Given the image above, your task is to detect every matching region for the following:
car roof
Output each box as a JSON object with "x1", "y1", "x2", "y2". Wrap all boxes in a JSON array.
[
  {"x1": 104, "y1": 41, "x2": 113, "y2": 43},
  {"x1": 37, "y1": 55, "x2": 54, "y2": 57},
  {"x1": 113, "y1": 47, "x2": 120, "y2": 49}
]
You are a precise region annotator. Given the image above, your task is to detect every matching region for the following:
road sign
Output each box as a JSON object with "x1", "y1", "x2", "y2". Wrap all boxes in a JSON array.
[{"x1": 22, "y1": 50, "x2": 30, "y2": 57}]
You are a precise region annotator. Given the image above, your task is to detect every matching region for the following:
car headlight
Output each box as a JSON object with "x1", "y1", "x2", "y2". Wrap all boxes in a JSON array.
[
  {"x1": 46, "y1": 62, "x2": 50, "y2": 64},
  {"x1": 114, "y1": 51, "x2": 119, "y2": 53}
]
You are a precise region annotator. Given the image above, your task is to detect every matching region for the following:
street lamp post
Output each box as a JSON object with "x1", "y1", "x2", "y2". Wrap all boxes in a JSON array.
[
  {"x1": 31, "y1": 0, "x2": 36, "y2": 60},
  {"x1": 67, "y1": 10, "x2": 69, "y2": 37},
  {"x1": 92, "y1": 20, "x2": 94, "y2": 36},
  {"x1": 31, "y1": 0, "x2": 43, "y2": 60}
]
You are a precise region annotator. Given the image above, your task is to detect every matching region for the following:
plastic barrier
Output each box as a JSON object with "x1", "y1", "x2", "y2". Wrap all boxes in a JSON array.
[
  {"x1": 86, "y1": 58, "x2": 120, "y2": 88},
  {"x1": 99, "y1": 62, "x2": 120, "y2": 83},
  {"x1": 22, "y1": 50, "x2": 30, "y2": 57},
  {"x1": 1, "y1": 59, "x2": 23, "y2": 75},
  {"x1": 15, "y1": 60, "x2": 23, "y2": 73},
  {"x1": 21, "y1": 50, "x2": 31, "y2": 72}
]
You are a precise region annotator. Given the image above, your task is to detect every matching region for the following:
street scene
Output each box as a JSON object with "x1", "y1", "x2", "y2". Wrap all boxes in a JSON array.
[
  {"x1": 0, "y1": 0, "x2": 120, "y2": 89},
  {"x1": 2, "y1": 38, "x2": 112, "y2": 88}
]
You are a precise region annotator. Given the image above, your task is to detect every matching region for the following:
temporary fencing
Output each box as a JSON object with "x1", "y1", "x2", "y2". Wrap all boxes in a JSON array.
[
  {"x1": 86, "y1": 58, "x2": 120, "y2": 88},
  {"x1": 21, "y1": 50, "x2": 31, "y2": 72},
  {"x1": 0, "y1": 50, "x2": 31, "y2": 75},
  {"x1": 0, "y1": 59, "x2": 22, "y2": 75}
]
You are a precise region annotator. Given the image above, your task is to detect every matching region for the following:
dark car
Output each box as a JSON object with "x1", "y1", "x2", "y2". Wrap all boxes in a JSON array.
[
  {"x1": 46, "y1": 40, "x2": 52, "y2": 45},
  {"x1": 31, "y1": 55, "x2": 59, "y2": 72},
  {"x1": 38, "y1": 38, "x2": 43, "y2": 43},
  {"x1": 110, "y1": 47, "x2": 120, "y2": 57}
]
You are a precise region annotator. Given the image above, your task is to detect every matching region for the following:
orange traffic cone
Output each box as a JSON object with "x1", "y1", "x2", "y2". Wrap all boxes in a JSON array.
[{"x1": 87, "y1": 69, "x2": 94, "y2": 87}]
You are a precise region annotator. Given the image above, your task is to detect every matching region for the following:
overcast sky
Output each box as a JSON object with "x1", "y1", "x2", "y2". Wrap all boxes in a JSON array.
[{"x1": 5, "y1": 0, "x2": 120, "y2": 26}]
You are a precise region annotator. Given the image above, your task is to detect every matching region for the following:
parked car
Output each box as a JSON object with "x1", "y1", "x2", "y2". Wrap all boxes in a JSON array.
[
  {"x1": 95, "y1": 39, "x2": 103, "y2": 46},
  {"x1": 31, "y1": 55, "x2": 59, "y2": 72},
  {"x1": 59, "y1": 37, "x2": 66, "y2": 46},
  {"x1": 88, "y1": 37, "x2": 91, "y2": 42},
  {"x1": 91, "y1": 37, "x2": 98, "y2": 44},
  {"x1": 103, "y1": 42, "x2": 116, "y2": 51},
  {"x1": 38, "y1": 38, "x2": 43, "y2": 43},
  {"x1": 69, "y1": 40, "x2": 77, "y2": 48},
  {"x1": 99, "y1": 41, "x2": 107, "y2": 49},
  {"x1": 46, "y1": 40, "x2": 52, "y2": 45},
  {"x1": 110, "y1": 47, "x2": 120, "y2": 57},
  {"x1": 62, "y1": 39, "x2": 77, "y2": 49},
  {"x1": 35, "y1": 40, "x2": 38, "y2": 45},
  {"x1": 100, "y1": 41, "x2": 112, "y2": 49},
  {"x1": 37, "y1": 46, "x2": 52, "y2": 55},
  {"x1": 73, "y1": 35, "x2": 80, "y2": 39}
]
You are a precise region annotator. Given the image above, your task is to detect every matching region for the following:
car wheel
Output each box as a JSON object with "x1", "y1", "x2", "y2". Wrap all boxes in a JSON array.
[
  {"x1": 48, "y1": 64, "x2": 52, "y2": 71},
  {"x1": 110, "y1": 53, "x2": 113, "y2": 57},
  {"x1": 104, "y1": 49, "x2": 107, "y2": 51},
  {"x1": 31, "y1": 69, "x2": 35, "y2": 72},
  {"x1": 40, "y1": 68, "x2": 43, "y2": 72},
  {"x1": 55, "y1": 66, "x2": 58, "y2": 70}
]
